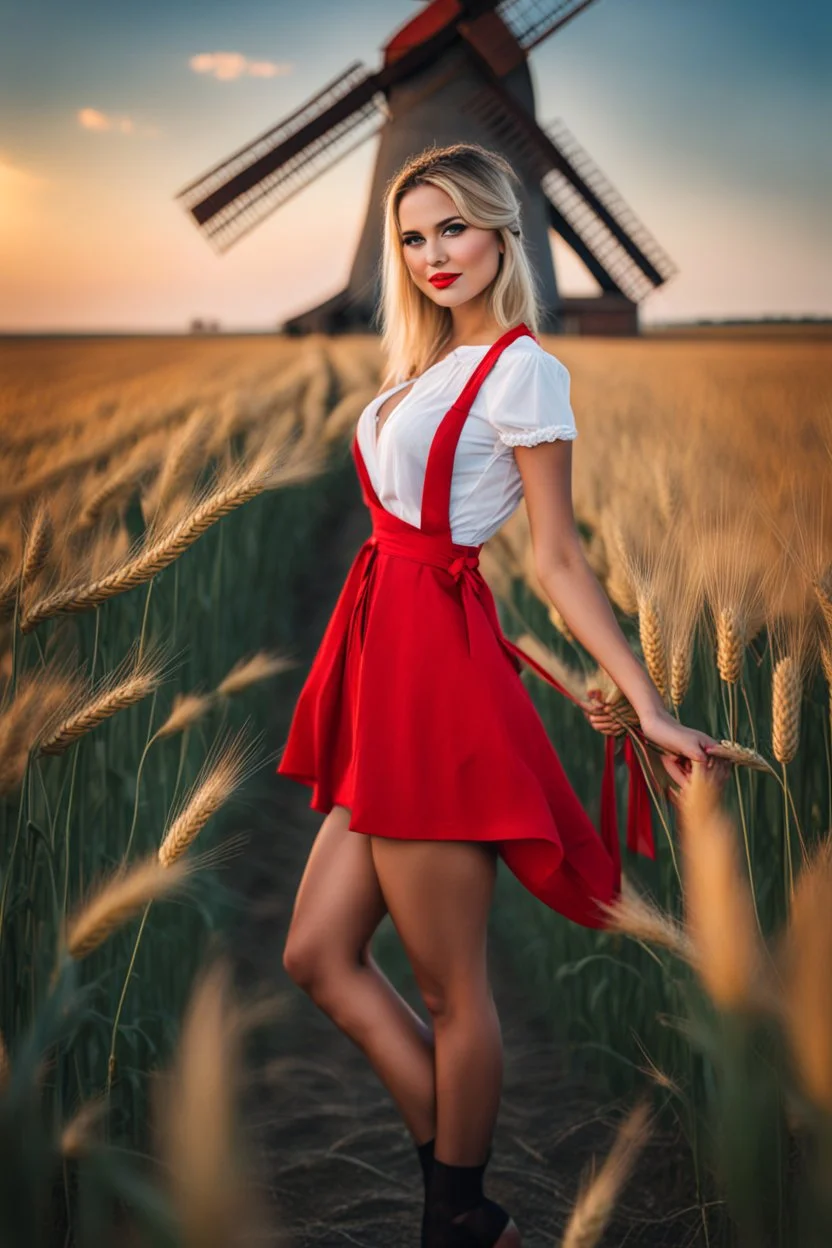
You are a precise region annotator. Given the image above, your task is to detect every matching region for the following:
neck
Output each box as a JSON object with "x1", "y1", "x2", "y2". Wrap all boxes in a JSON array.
[{"x1": 447, "y1": 307, "x2": 505, "y2": 348}]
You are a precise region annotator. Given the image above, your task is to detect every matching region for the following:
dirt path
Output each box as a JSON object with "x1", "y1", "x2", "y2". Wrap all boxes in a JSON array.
[{"x1": 226, "y1": 475, "x2": 713, "y2": 1247}]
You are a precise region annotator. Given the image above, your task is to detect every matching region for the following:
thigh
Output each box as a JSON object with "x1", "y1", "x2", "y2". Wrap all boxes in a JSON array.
[
  {"x1": 369, "y1": 838, "x2": 498, "y2": 1008},
  {"x1": 287, "y1": 805, "x2": 388, "y2": 961}
]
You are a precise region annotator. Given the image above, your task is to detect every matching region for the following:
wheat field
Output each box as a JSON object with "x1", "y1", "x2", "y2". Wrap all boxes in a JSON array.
[{"x1": 1, "y1": 328, "x2": 831, "y2": 1246}]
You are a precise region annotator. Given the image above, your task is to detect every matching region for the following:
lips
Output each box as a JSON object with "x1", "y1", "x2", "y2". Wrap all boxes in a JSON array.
[{"x1": 429, "y1": 273, "x2": 461, "y2": 288}]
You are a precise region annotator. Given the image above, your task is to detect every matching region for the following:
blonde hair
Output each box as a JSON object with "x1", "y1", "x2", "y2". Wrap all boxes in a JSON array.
[{"x1": 374, "y1": 142, "x2": 545, "y2": 388}]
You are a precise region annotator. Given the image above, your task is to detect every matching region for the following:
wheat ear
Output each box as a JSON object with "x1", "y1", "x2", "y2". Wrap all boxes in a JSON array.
[
  {"x1": 560, "y1": 1100, "x2": 652, "y2": 1248},
  {"x1": 158, "y1": 727, "x2": 258, "y2": 867},
  {"x1": 65, "y1": 857, "x2": 190, "y2": 960},
  {"x1": 772, "y1": 654, "x2": 801, "y2": 765}
]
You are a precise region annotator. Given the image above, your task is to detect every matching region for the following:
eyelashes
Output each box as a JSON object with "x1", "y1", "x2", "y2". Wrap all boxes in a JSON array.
[{"x1": 402, "y1": 224, "x2": 466, "y2": 247}]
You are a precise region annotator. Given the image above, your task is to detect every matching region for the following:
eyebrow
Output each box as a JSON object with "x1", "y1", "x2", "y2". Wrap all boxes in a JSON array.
[{"x1": 399, "y1": 216, "x2": 462, "y2": 236}]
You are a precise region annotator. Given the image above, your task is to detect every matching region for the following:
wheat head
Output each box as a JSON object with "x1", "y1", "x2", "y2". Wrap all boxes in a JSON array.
[
  {"x1": 715, "y1": 605, "x2": 745, "y2": 684},
  {"x1": 637, "y1": 589, "x2": 668, "y2": 703},
  {"x1": 560, "y1": 1099, "x2": 652, "y2": 1248},
  {"x1": 772, "y1": 654, "x2": 802, "y2": 765},
  {"x1": 158, "y1": 728, "x2": 256, "y2": 867},
  {"x1": 597, "y1": 876, "x2": 696, "y2": 965},
  {"x1": 65, "y1": 856, "x2": 190, "y2": 960},
  {"x1": 215, "y1": 650, "x2": 296, "y2": 698},
  {"x1": 37, "y1": 647, "x2": 166, "y2": 755}
]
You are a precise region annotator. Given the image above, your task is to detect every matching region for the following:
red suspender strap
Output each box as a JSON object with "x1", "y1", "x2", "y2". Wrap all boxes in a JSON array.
[{"x1": 420, "y1": 323, "x2": 536, "y2": 535}]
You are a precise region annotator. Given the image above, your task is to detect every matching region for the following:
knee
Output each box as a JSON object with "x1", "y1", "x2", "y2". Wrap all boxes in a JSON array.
[
  {"x1": 420, "y1": 980, "x2": 492, "y2": 1023},
  {"x1": 282, "y1": 931, "x2": 369, "y2": 996},
  {"x1": 282, "y1": 932, "x2": 324, "y2": 991}
]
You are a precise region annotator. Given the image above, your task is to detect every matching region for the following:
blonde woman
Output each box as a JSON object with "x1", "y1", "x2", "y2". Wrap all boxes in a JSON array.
[{"x1": 277, "y1": 143, "x2": 722, "y2": 1247}]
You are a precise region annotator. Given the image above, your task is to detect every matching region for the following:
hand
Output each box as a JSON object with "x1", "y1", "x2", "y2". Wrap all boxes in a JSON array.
[
  {"x1": 638, "y1": 707, "x2": 723, "y2": 789},
  {"x1": 579, "y1": 688, "x2": 633, "y2": 737}
]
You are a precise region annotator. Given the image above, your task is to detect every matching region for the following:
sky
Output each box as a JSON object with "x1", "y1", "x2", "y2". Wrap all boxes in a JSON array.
[{"x1": 0, "y1": 0, "x2": 829, "y2": 332}]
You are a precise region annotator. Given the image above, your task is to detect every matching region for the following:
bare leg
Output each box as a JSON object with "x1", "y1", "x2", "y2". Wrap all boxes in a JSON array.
[
  {"x1": 282, "y1": 805, "x2": 437, "y2": 1143},
  {"x1": 368, "y1": 837, "x2": 502, "y2": 1167}
]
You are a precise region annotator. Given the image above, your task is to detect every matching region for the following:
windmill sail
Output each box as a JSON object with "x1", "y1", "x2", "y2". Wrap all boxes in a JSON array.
[
  {"x1": 176, "y1": 62, "x2": 388, "y2": 252},
  {"x1": 460, "y1": 84, "x2": 675, "y2": 301},
  {"x1": 540, "y1": 119, "x2": 677, "y2": 301},
  {"x1": 497, "y1": 0, "x2": 602, "y2": 50}
]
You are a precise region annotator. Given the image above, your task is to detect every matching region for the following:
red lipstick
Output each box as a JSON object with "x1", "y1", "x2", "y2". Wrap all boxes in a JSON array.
[{"x1": 429, "y1": 273, "x2": 461, "y2": 288}]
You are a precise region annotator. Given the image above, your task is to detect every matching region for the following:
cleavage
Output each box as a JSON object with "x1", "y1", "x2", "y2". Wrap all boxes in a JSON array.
[{"x1": 375, "y1": 382, "x2": 415, "y2": 440}]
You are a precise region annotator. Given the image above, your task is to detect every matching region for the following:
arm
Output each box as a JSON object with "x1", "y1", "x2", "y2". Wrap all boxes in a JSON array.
[{"x1": 513, "y1": 438, "x2": 719, "y2": 779}]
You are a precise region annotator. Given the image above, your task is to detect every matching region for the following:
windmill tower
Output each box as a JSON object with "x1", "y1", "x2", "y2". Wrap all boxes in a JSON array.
[{"x1": 178, "y1": 0, "x2": 676, "y2": 336}]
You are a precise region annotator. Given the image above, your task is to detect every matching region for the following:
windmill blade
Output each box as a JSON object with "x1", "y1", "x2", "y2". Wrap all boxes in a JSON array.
[
  {"x1": 177, "y1": 62, "x2": 388, "y2": 252},
  {"x1": 539, "y1": 118, "x2": 677, "y2": 302},
  {"x1": 459, "y1": 85, "x2": 676, "y2": 301},
  {"x1": 496, "y1": 0, "x2": 603, "y2": 51}
]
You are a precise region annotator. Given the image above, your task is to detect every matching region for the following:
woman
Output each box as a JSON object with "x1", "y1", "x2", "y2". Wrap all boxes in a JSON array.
[{"x1": 277, "y1": 143, "x2": 723, "y2": 1247}]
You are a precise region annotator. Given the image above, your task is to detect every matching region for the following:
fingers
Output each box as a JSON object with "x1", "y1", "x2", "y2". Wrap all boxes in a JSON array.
[{"x1": 660, "y1": 754, "x2": 690, "y2": 787}]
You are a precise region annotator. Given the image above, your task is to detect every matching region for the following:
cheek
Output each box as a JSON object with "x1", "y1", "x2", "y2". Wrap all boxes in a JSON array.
[
  {"x1": 456, "y1": 233, "x2": 497, "y2": 268},
  {"x1": 403, "y1": 248, "x2": 423, "y2": 274}
]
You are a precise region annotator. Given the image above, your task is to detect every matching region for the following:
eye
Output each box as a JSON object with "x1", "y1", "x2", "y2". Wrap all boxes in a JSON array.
[{"x1": 402, "y1": 223, "x2": 466, "y2": 247}]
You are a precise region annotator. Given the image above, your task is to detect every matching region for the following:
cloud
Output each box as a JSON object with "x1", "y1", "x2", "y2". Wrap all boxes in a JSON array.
[
  {"x1": 78, "y1": 107, "x2": 112, "y2": 132},
  {"x1": 0, "y1": 155, "x2": 46, "y2": 190},
  {"x1": 77, "y1": 108, "x2": 156, "y2": 137},
  {"x1": 189, "y1": 52, "x2": 292, "y2": 81}
]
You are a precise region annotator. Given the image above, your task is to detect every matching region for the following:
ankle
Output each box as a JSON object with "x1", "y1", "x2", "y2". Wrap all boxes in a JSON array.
[
  {"x1": 428, "y1": 1156, "x2": 487, "y2": 1217},
  {"x1": 416, "y1": 1135, "x2": 435, "y2": 1188}
]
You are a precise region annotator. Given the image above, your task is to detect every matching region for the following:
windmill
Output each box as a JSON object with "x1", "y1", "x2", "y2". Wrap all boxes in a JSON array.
[{"x1": 177, "y1": 0, "x2": 677, "y2": 336}]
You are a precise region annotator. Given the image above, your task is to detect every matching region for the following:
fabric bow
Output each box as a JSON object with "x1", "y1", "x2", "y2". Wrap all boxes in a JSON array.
[{"x1": 448, "y1": 553, "x2": 480, "y2": 581}]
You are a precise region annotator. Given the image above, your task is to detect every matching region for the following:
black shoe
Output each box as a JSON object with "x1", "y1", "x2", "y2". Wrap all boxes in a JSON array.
[
  {"x1": 424, "y1": 1154, "x2": 515, "y2": 1248},
  {"x1": 416, "y1": 1137, "x2": 436, "y2": 1247}
]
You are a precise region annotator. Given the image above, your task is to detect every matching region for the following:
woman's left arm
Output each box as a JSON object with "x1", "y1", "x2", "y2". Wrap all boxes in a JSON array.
[{"x1": 514, "y1": 438, "x2": 720, "y2": 786}]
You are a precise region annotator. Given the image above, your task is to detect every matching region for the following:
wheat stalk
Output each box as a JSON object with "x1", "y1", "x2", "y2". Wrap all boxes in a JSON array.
[
  {"x1": 155, "y1": 692, "x2": 213, "y2": 739},
  {"x1": 821, "y1": 642, "x2": 832, "y2": 737},
  {"x1": 215, "y1": 650, "x2": 296, "y2": 697},
  {"x1": 560, "y1": 1099, "x2": 652, "y2": 1248},
  {"x1": 812, "y1": 569, "x2": 832, "y2": 636},
  {"x1": 21, "y1": 451, "x2": 324, "y2": 631},
  {"x1": 20, "y1": 498, "x2": 53, "y2": 591},
  {"x1": 158, "y1": 727, "x2": 258, "y2": 867},
  {"x1": 776, "y1": 835, "x2": 832, "y2": 1114},
  {"x1": 598, "y1": 876, "x2": 696, "y2": 964},
  {"x1": 154, "y1": 955, "x2": 269, "y2": 1248},
  {"x1": 78, "y1": 437, "x2": 165, "y2": 529},
  {"x1": 36, "y1": 644, "x2": 168, "y2": 755},
  {"x1": 601, "y1": 512, "x2": 639, "y2": 616},
  {"x1": 144, "y1": 406, "x2": 215, "y2": 523},
  {"x1": 65, "y1": 856, "x2": 190, "y2": 960},
  {"x1": 0, "y1": 670, "x2": 82, "y2": 793},
  {"x1": 677, "y1": 767, "x2": 767, "y2": 1011}
]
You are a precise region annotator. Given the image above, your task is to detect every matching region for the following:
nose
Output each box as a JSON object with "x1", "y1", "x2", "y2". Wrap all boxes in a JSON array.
[{"x1": 424, "y1": 241, "x2": 447, "y2": 268}]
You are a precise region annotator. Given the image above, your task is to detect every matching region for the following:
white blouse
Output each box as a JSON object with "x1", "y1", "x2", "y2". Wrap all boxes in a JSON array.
[{"x1": 356, "y1": 335, "x2": 578, "y2": 546}]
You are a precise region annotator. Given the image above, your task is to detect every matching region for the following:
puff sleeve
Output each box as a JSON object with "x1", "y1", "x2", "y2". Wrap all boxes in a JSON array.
[{"x1": 484, "y1": 347, "x2": 578, "y2": 447}]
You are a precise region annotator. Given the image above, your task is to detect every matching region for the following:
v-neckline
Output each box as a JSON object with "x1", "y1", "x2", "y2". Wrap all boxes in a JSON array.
[{"x1": 371, "y1": 347, "x2": 463, "y2": 452}]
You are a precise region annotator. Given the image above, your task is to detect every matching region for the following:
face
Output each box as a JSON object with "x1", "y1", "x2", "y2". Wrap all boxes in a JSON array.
[{"x1": 397, "y1": 183, "x2": 503, "y2": 308}]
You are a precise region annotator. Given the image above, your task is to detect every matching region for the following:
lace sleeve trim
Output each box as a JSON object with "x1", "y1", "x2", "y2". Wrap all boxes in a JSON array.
[{"x1": 498, "y1": 425, "x2": 578, "y2": 448}]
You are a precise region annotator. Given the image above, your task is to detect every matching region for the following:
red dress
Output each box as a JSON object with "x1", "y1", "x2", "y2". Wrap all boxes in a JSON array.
[{"x1": 276, "y1": 323, "x2": 655, "y2": 929}]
